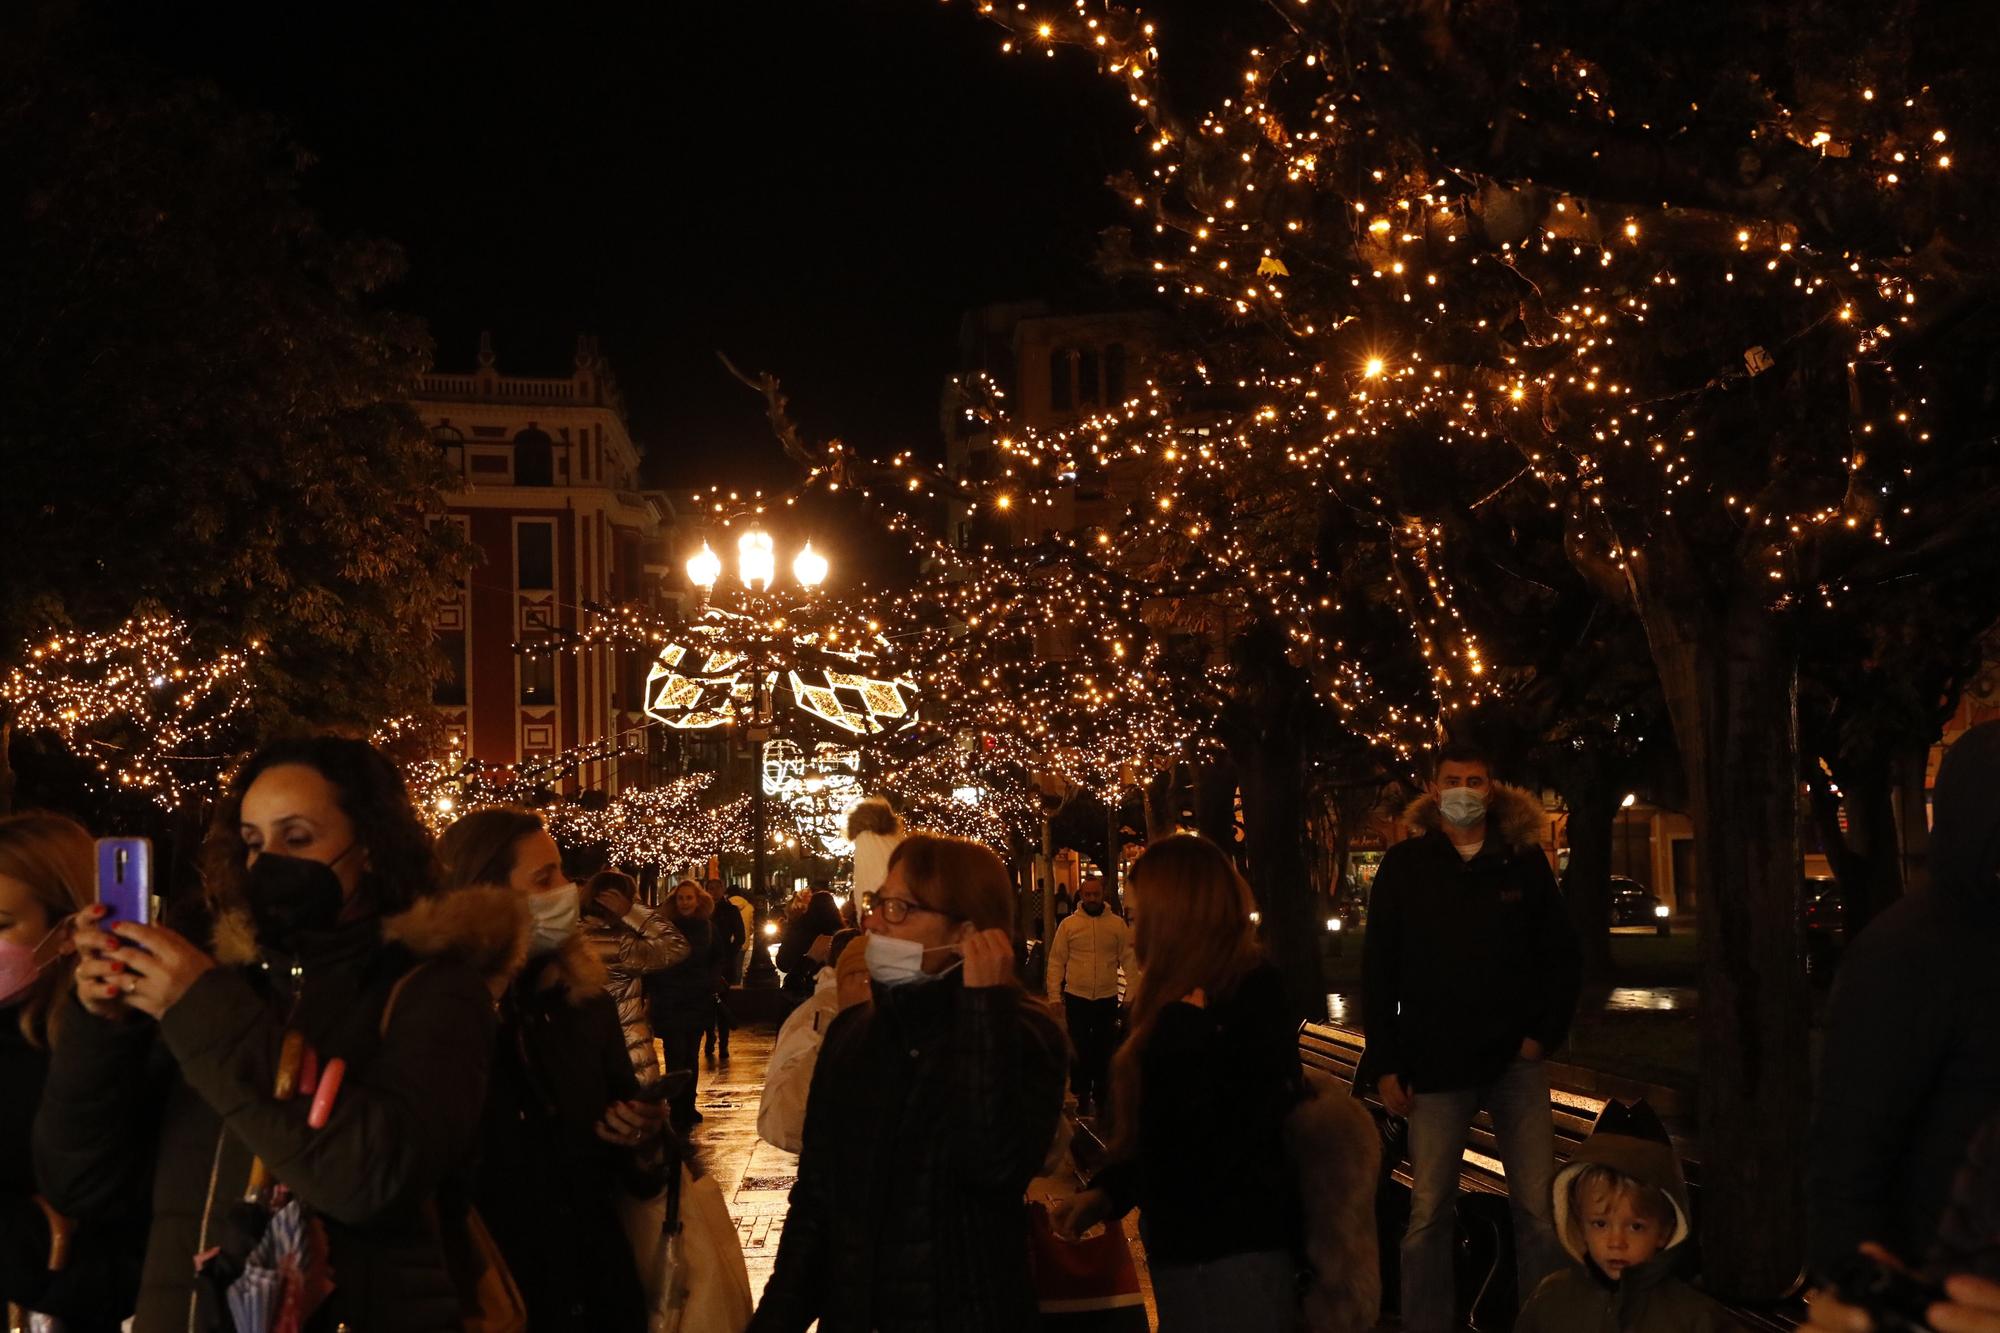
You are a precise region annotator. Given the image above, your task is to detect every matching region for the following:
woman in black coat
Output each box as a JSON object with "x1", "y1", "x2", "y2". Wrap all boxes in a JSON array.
[
  {"x1": 646, "y1": 879, "x2": 715, "y2": 1132},
  {"x1": 775, "y1": 889, "x2": 843, "y2": 1009},
  {"x1": 0, "y1": 813, "x2": 143, "y2": 1332},
  {"x1": 1056, "y1": 835, "x2": 1306, "y2": 1333},
  {"x1": 438, "y1": 808, "x2": 671, "y2": 1333},
  {"x1": 750, "y1": 835, "x2": 1066, "y2": 1333}
]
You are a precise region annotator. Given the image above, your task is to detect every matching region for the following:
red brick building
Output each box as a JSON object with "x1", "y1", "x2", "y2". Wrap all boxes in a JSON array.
[{"x1": 416, "y1": 335, "x2": 682, "y2": 792}]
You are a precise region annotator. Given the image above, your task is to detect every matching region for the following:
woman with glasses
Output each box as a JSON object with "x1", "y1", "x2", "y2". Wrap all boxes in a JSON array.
[{"x1": 749, "y1": 833, "x2": 1066, "y2": 1333}]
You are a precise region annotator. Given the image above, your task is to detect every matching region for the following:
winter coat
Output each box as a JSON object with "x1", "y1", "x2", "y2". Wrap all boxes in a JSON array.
[
  {"x1": 1092, "y1": 960, "x2": 1304, "y2": 1267},
  {"x1": 757, "y1": 966, "x2": 842, "y2": 1154},
  {"x1": 851, "y1": 829, "x2": 902, "y2": 902},
  {"x1": 479, "y1": 931, "x2": 661, "y2": 1333},
  {"x1": 1809, "y1": 721, "x2": 2000, "y2": 1272},
  {"x1": 581, "y1": 902, "x2": 688, "y2": 1082},
  {"x1": 33, "y1": 887, "x2": 513, "y2": 1333},
  {"x1": 645, "y1": 915, "x2": 714, "y2": 1044},
  {"x1": 2, "y1": 1007, "x2": 144, "y2": 1331},
  {"x1": 1933, "y1": 1109, "x2": 2000, "y2": 1281},
  {"x1": 708, "y1": 894, "x2": 745, "y2": 973},
  {"x1": 748, "y1": 975, "x2": 1067, "y2": 1333},
  {"x1": 775, "y1": 894, "x2": 842, "y2": 1001},
  {"x1": 1045, "y1": 905, "x2": 1138, "y2": 1004},
  {"x1": 1359, "y1": 784, "x2": 1581, "y2": 1094},
  {"x1": 1519, "y1": 1107, "x2": 1734, "y2": 1333}
]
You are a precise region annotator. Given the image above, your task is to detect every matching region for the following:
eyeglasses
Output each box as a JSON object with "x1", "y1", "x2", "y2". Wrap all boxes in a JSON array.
[{"x1": 859, "y1": 892, "x2": 953, "y2": 925}]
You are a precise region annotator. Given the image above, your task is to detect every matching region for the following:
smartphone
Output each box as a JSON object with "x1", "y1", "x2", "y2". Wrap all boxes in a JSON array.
[{"x1": 95, "y1": 837, "x2": 154, "y2": 926}]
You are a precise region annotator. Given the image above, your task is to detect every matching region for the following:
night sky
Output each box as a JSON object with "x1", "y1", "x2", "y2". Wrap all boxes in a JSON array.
[{"x1": 93, "y1": 0, "x2": 1133, "y2": 489}]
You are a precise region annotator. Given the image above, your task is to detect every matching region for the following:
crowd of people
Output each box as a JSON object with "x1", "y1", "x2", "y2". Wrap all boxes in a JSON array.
[{"x1": 1, "y1": 725, "x2": 1996, "y2": 1332}]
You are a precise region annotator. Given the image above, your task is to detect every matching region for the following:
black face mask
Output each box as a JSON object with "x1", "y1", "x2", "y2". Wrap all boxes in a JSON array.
[
  {"x1": 245, "y1": 847, "x2": 354, "y2": 954},
  {"x1": 1081, "y1": 901, "x2": 1106, "y2": 917}
]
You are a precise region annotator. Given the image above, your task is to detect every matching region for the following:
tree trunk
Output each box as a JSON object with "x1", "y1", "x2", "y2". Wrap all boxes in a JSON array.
[
  {"x1": 0, "y1": 717, "x2": 13, "y2": 817},
  {"x1": 1832, "y1": 754, "x2": 1902, "y2": 930},
  {"x1": 1893, "y1": 740, "x2": 1932, "y2": 894},
  {"x1": 1559, "y1": 778, "x2": 1619, "y2": 986},
  {"x1": 1191, "y1": 756, "x2": 1239, "y2": 854},
  {"x1": 1232, "y1": 727, "x2": 1327, "y2": 1022},
  {"x1": 1630, "y1": 551, "x2": 1810, "y2": 1302}
]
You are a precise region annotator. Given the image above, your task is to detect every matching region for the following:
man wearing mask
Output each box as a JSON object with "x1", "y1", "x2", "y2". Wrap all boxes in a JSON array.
[
  {"x1": 1360, "y1": 743, "x2": 1582, "y2": 1333},
  {"x1": 1045, "y1": 874, "x2": 1138, "y2": 1119},
  {"x1": 703, "y1": 878, "x2": 748, "y2": 1064}
]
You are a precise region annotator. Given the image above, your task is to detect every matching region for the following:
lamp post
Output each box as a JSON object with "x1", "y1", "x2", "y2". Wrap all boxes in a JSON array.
[{"x1": 686, "y1": 530, "x2": 828, "y2": 987}]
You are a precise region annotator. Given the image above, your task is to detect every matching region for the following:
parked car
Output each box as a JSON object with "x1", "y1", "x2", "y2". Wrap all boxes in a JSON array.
[
  {"x1": 1610, "y1": 876, "x2": 1667, "y2": 926},
  {"x1": 1803, "y1": 877, "x2": 1845, "y2": 937}
]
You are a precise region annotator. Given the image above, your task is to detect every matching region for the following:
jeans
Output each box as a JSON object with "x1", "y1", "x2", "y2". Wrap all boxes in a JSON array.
[
  {"x1": 1063, "y1": 994, "x2": 1119, "y2": 1104},
  {"x1": 1149, "y1": 1248, "x2": 1300, "y2": 1333},
  {"x1": 1400, "y1": 1056, "x2": 1564, "y2": 1332}
]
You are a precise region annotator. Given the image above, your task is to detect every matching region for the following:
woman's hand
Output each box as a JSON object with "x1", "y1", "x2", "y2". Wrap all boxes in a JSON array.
[
  {"x1": 805, "y1": 933, "x2": 833, "y2": 964},
  {"x1": 959, "y1": 928, "x2": 1015, "y2": 988},
  {"x1": 71, "y1": 908, "x2": 134, "y2": 1020},
  {"x1": 594, "y1": 887, "x2": 634, "y2": 919},
  {"x1": 1932, "y1": 1275, "x2": 2000, "y2": 1333},
  {"x1": 595, "y1": 1098, "x2": 669, "y2": 1148},
  {"x1": 96, "y1": 922, "x2": 216, "y2": 1019},
  {"x1": 1049, "y1": 1187, "x2": 1113, "y2": 1241}
]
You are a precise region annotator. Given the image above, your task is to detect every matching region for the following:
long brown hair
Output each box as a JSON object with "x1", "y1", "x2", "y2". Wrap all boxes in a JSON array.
[
  {"x1": 664, "y1": 878, "x2": 712, "y2": 923},
  {"x1": 887, "y1": 833, "x2": 1014, "y2": 933},
  {"x1": 0, "y1": 812, "x2": 94, "y2": 1049},
  {"x1": 436, "y1": 806, "x2": 546, "y2": 892},
  {"x1": 1108, "y1": 834, "x2": 1262, "y2": 1156}
]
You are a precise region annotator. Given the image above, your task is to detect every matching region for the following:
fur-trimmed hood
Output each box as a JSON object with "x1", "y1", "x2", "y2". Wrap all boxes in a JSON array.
[
  {"x1": 1287, "y1": 1069, "x2": 1383, "y2": 1331},
  {"x1": 1404, "y1": 781, "x2": 1547, "y2": 856},
  {"x1": 212, "y1": 884, "x2": 532, "y2": 988},
  {"x1": 524, "y1": 928, "x2": 612, "y2": 1006}
]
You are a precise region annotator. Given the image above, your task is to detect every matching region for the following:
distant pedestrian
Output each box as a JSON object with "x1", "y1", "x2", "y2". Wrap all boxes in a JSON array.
[
  {"x1": 704, "y1": 878, "x2": 750, "y2": 1063},
  {"x1": 1515, "y1": 1100, "x2": 1731, "y2": 1333},
  {"x1": 437, "y1": 806, "x2": 668, "y2": 1333},
  {"x1": 1055, "y1": 835, "x2": 1334, "y2": 1333},
  {"x1": 647, "y1": 880, "x2": 716, "y2": 1131},
  {"x1": 775, "y1": 889, "x2": 842, "y2": 1012},
  {"x1": 1809, "y1": 720, "x2": 2000, "y2": 1273},
  {"x1": 1046, "y1": 873, "x2": 1138, "y2": 1119},
  {"x1": 580, "y1": 868, "x2": 690, "y2": 1082},
  {"x1": 846, "y1": 796, "x2": 904, "y2": 902},
  {"x1": 749, "y1": 834, "x2": 1066, "y2": 1332},
  {"x1": 1360, "y1": 742, "x2": 1582, "y2": 1332},
  {"x1": 0, "y1": 813, "x2": 143, "y2": 1333}
]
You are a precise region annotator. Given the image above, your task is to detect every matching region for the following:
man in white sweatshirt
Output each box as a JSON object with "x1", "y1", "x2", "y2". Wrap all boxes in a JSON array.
[{"x1": 1045, "y1": 875, "x2": 1139, "y2": 1118}]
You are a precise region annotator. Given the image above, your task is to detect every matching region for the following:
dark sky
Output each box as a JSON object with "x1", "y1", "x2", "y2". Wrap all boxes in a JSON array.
[{"x1": 94, "y1": 0, "x2": 1132, "y2": 489}]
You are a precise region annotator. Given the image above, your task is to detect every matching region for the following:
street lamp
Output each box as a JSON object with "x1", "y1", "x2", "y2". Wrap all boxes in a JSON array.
[{"x1": 683, "y1": 529, "x2": 831, "y2": 987}]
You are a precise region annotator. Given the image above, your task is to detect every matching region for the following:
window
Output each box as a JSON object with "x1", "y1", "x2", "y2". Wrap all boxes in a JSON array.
[
  {"x1": 1105, "y1": 343, "x2": 1128, "y2": 402},
  {"x1": 433, "y1": 631, "x2": 467, "y2": 706},
  {"x1": 1048, "y1": 348, "x2": 1073, "y2": 412},
  {"x1": 620, "y1": 648, "x2": 649, "y2": 712},
  {"x1": 517, "y1": 522, "x2": 554, "y2": 590},
  {"x1": 520, "y1": 649, "x2": 555, "y2": 706},
  {"x1": 1078, "y1": 348, "x2": 1101, "y2": 405},
  {"x1": 514, "y1": 429, "x2": 554, "y2": 486},
  {"x1": 469, "y1": 453, "x2": 510, "y2": 477}
]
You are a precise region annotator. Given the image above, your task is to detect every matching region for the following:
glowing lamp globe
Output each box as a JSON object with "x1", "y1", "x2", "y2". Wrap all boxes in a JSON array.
[
  {"x1": 738, "y1": 531, "x2": 776, "y2": 592},
  {"x1": 686, "y1": 543, "x2": 722, "y2": 591},
  {"x1": 793, "y1": 541, "x2": 829, "y2": 589}
]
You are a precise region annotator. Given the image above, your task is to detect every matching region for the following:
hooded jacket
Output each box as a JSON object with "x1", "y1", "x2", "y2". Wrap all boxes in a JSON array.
[
  {"x1": 1360, "y1": 783, "x2": 1582, "y2": 1093},
  {"x1": 748, "y1": 974, "x2": 1067, "y2": 1333},
  {"x1": 1517, "y1": 1102, "x2": 1733, "y2": 1333},
  {"x1": 479, "y1": 928, "x2": 662, "y2": 1333},
  {"x1": 1809, "y1": 721, "x2": 2000, "y2": 1271},
  {"x1": 33, "y1": 885, "x2": 516, "y2": 1333},
  {"x1": 580, "y1": 900, "x2": 688, "y2": 1082}
]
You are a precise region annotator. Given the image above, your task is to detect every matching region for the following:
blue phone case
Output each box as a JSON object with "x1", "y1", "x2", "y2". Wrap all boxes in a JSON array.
[{"x1": 95, "y1": 837, "x2": 153, "y2": 925}]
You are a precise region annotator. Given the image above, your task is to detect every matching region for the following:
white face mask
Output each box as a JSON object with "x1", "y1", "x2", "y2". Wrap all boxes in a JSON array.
[
  {"x1": 1439, "y1": 788, "x2": 1488, "y2": 829},
  {"x1": 863, "y1": 932, "x2": 962, "y2": 988},
  {"x1": 524, "y1": 882, "x2": 580, "y2": 955}
]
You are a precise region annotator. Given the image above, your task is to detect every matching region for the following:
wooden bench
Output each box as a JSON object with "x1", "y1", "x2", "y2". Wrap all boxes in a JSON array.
[{"x1": 1300, "y1": 1021, "x2": 1798, "y2": 1331}]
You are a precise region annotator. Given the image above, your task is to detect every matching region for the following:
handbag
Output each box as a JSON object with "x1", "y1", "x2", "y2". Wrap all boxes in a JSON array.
[
  {"x1": 643, "y1": 1165, "x2": 754, "y2": 1333},
  {"x1": 384, "y1": 965, "x2": 528, "y2": 1333},
  {"x1": 1025, "y1": 1200, "x2": 1148, "y2": 1330}
]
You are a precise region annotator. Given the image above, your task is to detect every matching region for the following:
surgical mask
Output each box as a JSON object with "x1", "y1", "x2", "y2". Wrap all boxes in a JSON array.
[
  {"x1": 245, "y1": 845, "x2": 356, "y2": 954},
  {"x1": 863, "y1": 932, "x2": 961, "y2": 988},
  {"x1": 1080, "y1": 901, "x2": 1106, "y2": 917},
  {"x1": 1439, "y1": 788, "x2": 1488, "y2": 829},
  {"x1": 0, "y1": 925, "x2": 66, "y2": 1007},
  {"x1": 525, "y1": 883, "x2": 580, "y2": 955}
]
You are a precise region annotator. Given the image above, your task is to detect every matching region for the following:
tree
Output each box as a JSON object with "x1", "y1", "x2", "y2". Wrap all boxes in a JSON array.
[
  {"x1": 0, "y1": 25, "x2": 467, "y2": 772},
  {"x1": 945, "y1": 0, "x2": 2000, "y2": 1297}
]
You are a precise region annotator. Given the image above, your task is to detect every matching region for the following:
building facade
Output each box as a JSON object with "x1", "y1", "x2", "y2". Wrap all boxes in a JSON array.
[{"x1": 416, "y1": 334, "x2": 681, "y2": 792}]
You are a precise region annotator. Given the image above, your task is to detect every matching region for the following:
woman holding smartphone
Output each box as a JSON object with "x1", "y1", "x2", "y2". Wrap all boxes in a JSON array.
[
  {"x1": 438, "y1": 806, "x2": 667, "y2": 1333},
  {"x1": 33, "y1": 737, "x2": 509, "y2": 1333}
]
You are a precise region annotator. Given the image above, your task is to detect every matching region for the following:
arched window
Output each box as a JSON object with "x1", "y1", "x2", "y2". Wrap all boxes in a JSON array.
[
  {"x1": 514, "y1": 428, "x2": 554, "y2": 486},
  {"x1": 1105, "y1": 344, "x2": 1128, "y2": 403},
  {"x1": 1078, "y1": 347, "x2": 1101, "y2": 405},
  {"x1": 1048, "y1": 348, "x2": 1074, "y2": 412}
]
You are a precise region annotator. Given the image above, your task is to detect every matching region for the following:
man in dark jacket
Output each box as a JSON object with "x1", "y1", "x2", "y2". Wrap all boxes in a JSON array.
[
  {"x1": 1361, "y1": 743, "x2": 1582, "y2": 1333},
  {"x1": 703, "y1": 877, "x2": 745, "y2": 1063},
  {"x1": 1809, "y1": 720, "x2": 2000, "y2": 1274}
]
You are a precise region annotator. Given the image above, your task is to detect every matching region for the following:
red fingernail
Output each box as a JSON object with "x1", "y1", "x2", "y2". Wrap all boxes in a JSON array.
[{"x1": 108, "y1": 960, "x2": 125, "y2": 972}]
